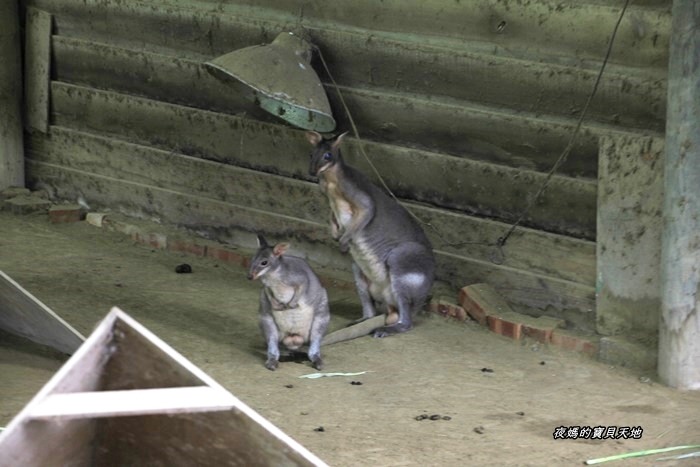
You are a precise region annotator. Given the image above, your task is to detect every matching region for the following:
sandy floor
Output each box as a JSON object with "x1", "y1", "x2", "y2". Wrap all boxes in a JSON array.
[{"x1": 0, "y1": 210, "x2": 698, "y2": 466}]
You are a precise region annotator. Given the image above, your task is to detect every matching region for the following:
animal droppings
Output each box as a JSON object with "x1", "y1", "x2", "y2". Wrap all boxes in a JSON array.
[
  {"x1": 175, "y1": 263, "x2": 192, "y2": 274},
  {"x1": 415, "y1": 413, "x2": 451, "y2": 421},
  {"x1": 481, "y1": 367, "x2": 494, "y2": 373}
]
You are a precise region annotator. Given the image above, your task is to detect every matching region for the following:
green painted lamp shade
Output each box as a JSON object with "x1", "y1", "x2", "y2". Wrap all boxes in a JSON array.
[{"x1": 204, "y1": 32, "x2": 336, "y2": 132}]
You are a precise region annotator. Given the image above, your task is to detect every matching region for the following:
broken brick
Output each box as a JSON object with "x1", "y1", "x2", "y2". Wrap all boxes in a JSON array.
[
  {"x1": 550, "y1": 329, "x2": 599, "y2": 356},
  {"x1": 459, "y1": 283, "x2": 513, "y2": 326},
  {"x1": 168, "y1": 239, "x2": 206, "y2": 257},
  {"x1": 487, "y1": 313, "x2": 523, "y2": 340},
  {"x1": 430, "y1": 299, "x2": 467, "y2": 321},
  {"x1": 49, "y1": 204, "x2": 83, "y2": 224},
  {"x1": 521, "y1": 316, "x2": 566, "y2": 343}
]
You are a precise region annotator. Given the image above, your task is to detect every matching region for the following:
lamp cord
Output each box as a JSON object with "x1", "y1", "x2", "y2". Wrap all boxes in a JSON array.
[{"x1": 309, "y1": 0, "x2": 630, "y2": 264}]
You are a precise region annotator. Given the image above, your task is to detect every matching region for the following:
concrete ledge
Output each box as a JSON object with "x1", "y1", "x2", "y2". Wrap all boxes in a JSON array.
[
  {"x1": 598, "y1": 336, "x2": 657, "y2": 372},
  {"x1": 83, "y1": 212, "x2": 607, "y2": 360},
  {"x1": 459, "y1": 283, "x2": 599, "y2": 357}
]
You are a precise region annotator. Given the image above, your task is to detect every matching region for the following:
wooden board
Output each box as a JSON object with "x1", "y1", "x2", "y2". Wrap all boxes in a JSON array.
[
  {"x1": 27, "y1": 126, "x2": 596, "y2": 285},
  {"x1": 32, "y1": 0, "x2": 666, "y2": 129},
  {"x1": 24, "y1": 161, "x2": 596, "y2": 318},
  {"x1": 48, "y1": 83, "x2": 597, "y2": 238},
  {"x1": 23, "y1": 7, "x2": 52, "y2": 133},
  {"x1": 0, "y1": 307, "x2": 327, "y2": 467},
  {"x1": 52, "y1": 34, "x2": 605, "y2": 177},
  {"x1": 0, "y1": 269, "x2": 84, "y2": 355}
]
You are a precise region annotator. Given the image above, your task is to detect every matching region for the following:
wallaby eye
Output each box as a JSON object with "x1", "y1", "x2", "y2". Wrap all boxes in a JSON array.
[
  {"x1": 323, "y1": 152, "x2": 333, "y2": 161},
  {"x1": 261, "y1": 260, "x2": 268, "y2": 266}
]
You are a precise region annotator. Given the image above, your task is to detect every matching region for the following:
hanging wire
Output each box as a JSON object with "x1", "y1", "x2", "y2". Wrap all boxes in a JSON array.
[{"x1": 309, "y1": 0, "x2": 631, "y2": 265}]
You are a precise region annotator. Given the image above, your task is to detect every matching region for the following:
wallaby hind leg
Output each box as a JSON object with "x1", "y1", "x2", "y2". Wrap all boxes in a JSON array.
[
  {"x1": 260, "y1": 312, "x2": 281, "y2": 370},
  {"x1": 353, "y1": 262, "x2": 379, "y2": 320},
  {"x1": 374, "y1": 243, "x2": 434, "y2": 337},
  {"x1": 307, "y1": 299, "x2": 330, "y2": 370}
]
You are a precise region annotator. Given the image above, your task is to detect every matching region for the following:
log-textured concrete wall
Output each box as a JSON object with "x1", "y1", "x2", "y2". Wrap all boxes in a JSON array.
[{"x1": 21, "y1": 0, "x2": 670, "y2": 330}]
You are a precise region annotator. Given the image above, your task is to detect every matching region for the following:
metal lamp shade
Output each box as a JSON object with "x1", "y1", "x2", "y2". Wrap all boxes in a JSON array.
[{"x1": 204, "y1": 32, "x2": 336, "y2": 132}]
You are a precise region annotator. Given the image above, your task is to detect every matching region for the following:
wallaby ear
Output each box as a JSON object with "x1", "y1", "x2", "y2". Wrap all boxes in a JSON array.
[
  {"x1": 331, "y1": 131, "x2": 349, "y2": 151},
  {"x1": 305, "y1": 131, "x2": 323, "y2": 146},
  {"x1": 256, "y1": 234, "x2": 268, "y2": 248},
  {"x1": 273, "y1": 243, "x2": 290, "y2": 257}
]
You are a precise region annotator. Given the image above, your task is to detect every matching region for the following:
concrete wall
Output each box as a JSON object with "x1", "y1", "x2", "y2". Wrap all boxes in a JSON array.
[
  {"x1": 596, "y1": 135, "x2": 664, "y2": 370},
  {"x1": 20, "y1": 0, "x2": 670, "y2": 331}
]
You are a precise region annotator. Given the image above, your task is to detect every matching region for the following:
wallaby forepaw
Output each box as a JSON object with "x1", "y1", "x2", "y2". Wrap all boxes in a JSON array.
[
  {"x1": 311, "y1": 356, "x2": 324, "y2": 371},
  {"x1": 372, "y1": 323, "x2": 412, "y2": 338},
  {"x1": 265, "y1": 358, "x2": 279, "y2": 371}
]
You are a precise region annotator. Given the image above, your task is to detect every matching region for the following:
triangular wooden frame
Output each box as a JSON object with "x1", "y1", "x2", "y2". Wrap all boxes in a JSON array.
[
  {"x1": 0, "y1": 269, "x2": 85, "y2": 354},
  {"x1": 0, "y1": 307, "x2": 327, "y2": 466}
]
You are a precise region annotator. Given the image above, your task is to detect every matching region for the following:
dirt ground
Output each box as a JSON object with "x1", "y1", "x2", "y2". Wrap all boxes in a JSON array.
[{"x1": 0, "y1": 210, "x2": 699, "y2": 466}]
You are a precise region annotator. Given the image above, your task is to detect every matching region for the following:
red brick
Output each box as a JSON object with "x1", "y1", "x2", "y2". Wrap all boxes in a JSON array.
[
  {"x1": 49, "y1": 204, "x2": 83, "y2": 224},
  {"x1": 168, "y1": 239, "x2": 206, "y2": 257},
  {"x1": 550, "y1": 329, "x2": 599, "y2": 356},
  {"x1": 430, "y1": 299, "x2": 467, "y2": 321},
  {"x1": 487, "y1": 314, "x2": 523, "y2": 340},
  {"x1": 521, "y1": 316, "x2": 566, "y2": 343},
  {"x1": 459, "y1": 283, "x2": 513, "y2": 326},
  {"x1": 131, "y1": 231, "x2": 167, "y2": 250},
  {"x1": 206, "y1": 244, "x2": 247, "y2": 267}
]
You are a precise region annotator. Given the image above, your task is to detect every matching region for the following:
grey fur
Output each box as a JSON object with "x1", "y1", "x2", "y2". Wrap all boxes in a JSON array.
[
  {"x1": 306, "y1": 131, "x2": 435, "y2": 337},
  {"x1": 248, "y1": 235, "x2": 330, "y2": 370}
]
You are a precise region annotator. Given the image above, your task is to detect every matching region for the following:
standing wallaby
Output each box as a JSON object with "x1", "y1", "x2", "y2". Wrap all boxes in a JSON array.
[
  {"x1": 306, "y1": 131, "x2": 435, "y2": 337},
  {"x1": 247, "y1": 235, "x2": 330, "y2": 370}
]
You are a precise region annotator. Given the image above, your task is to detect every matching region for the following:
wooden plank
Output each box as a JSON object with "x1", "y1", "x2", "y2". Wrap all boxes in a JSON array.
[
  {"x1": 49, "y1": 83, "x2": 598, "y2": 238},
  {"x1": 327, "y1": 85, "x2": 603, "y2": 178},
  {"x1": 27, "y1": 126, "x2": 595, "y2": 285},
  {"x1": 309, "y1": 27, "x2": 663, "y2": 131},
  {"x1": 0, "y1": 308, "x2": 328, "y2": 466},
  {"x1": 24, "y1": 8, "x2": 52, "y2": 133},
  {"x1": 160, "y1": 0, "x2": 671, "y2": 69},
  {"x1": 29, "y1": 0, "x2": 671, "y2": 70},
  {"x1": 25, "y1": 160, "x2": 595, "y2": 315},
  {"x1": 51, "y1": 35, "x2": 608, "y2": 178},
  {"x1": 51, "y1": 35, "x2": 276, "y2": 125},
  {"x1": 33, "y1": 0, "x2": 667, "y2": 129},
  {"x1": 29, "y1": 387, "x2": 236, "y2": 419},
  {"x1": 0, "y1": 0, "x2": 25, "y2": 190},
  {"x1": 0, "y1": 309, "x2": 121, "y2": 467},
  {"x1": 0, "y1": 269, "x2": 85, "y2": 355}
]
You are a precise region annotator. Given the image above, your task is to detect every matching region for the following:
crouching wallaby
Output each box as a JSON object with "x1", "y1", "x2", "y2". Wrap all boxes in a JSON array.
[
  {"x1": 247, "y1": 235, "x2": 330, "y2": 371},
  {"x1": 306, "y1": 131, "x2": 435, "y2": 337}
]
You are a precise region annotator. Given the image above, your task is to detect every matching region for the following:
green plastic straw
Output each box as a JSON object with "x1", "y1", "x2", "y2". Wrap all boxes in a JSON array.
[
  {"x1": 586, "y1": 445, "x2": 700, "y2": 465},
  {"x1": 657, "y1": 451, "x2": 700, "y2": 461}
]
